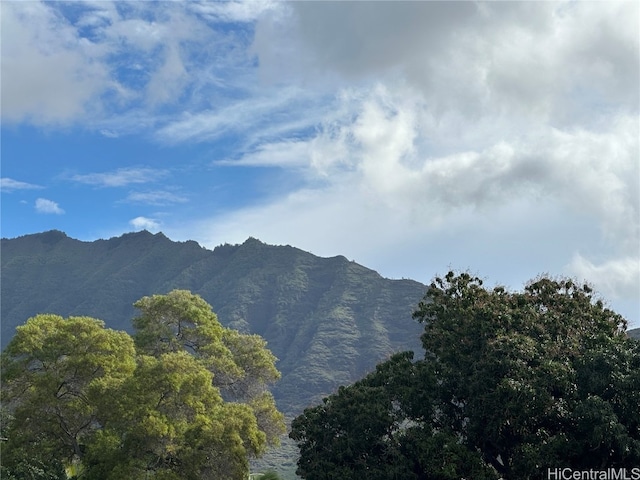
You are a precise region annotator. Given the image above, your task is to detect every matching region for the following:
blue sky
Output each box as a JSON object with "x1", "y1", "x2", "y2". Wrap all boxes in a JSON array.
[{"x1": 1, "y1": 1, "x2": 639, "y2": 327}]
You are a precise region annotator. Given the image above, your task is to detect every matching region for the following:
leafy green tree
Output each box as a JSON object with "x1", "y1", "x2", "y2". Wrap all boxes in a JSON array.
[
  {"x1": 291, "y1": 272, "x2": 640, "y2": 479},
  {"x1": 0, "y1": 406, "x2": 67, "y2": 480},
  {"x1": 132, "y1": 290, "x2": 285, "y2": 446},
  {"x1": 1, "y1": 314, "x2": 136, "y2": 478},
  {"x1": 2, "y1": 290, "x2": 286, "y2": 480},
  {"x1": 84, "y1": 351, "x2": 265, "y2": 479}
]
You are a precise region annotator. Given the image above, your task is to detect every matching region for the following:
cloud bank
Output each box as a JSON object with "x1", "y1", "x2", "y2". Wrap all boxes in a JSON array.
[
  {"x1": 2, "y1": 1, "x2": 638, "y2": 325},
  {"x1": 200, "y1": 2, "x2": 639, "y2": 319}
]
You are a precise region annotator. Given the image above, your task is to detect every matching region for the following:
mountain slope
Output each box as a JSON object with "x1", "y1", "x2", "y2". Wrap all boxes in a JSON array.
[{"x1": 1, "y1": 230, "x2": 426, "y2": 413}]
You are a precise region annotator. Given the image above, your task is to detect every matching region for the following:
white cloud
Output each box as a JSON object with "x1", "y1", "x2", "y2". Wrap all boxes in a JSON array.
[
  {"x1": 70, "y1": 168, "x2": 168, "y2": 187},
  {"x1": 1, "y1": 2, "x2": 111, "y2": 125},
  {"x1": 183, "y1": 173, "x2": 594, "y2": 287},
  {"x1": 568, "y1": 254, "x2": 640, "y2": 301},
  {"x1": 254, "y1": 2, "x2": 638, "y2": 125},
  {"x1": 105, "y1": 6, "x2": 209, "y2": 107},
  {"x1": 129, "y1": 216, "x2": 160, "y2": 231},
  {"x1": 124, "y1": 190, "x2": 188, "y2": 206},
  {"x1": 1, "y1": 178, "x2": 43, "y2": 193},
  {"x1": 1, "y1": 1, "x2": 258, "y2": 126},
  {"x1": 99, "y1": 129, "x2": 119, "y2": 138},
  {"x1": 155, "y1": 86, "x2": 327, "y2": 145},
  {"x1": 176, "y1": 81, "x2": 638, "y2": 325},
  {"x1": 35, "y1": 198, "x2": 64, "y2": 215},
  {"x1": 216, "y1": 140, "x2": 313, "y2": 168},
  {"x1": 145, "y1": 44, "x2": 188, "y2": 106},
  {"x1": 188, "y1": 0, "x2": 277, "y2": 23},
  {"x1": 218, "y1": 86, "x2": 638, "y2": 252},
  {"x1": 6, "y1": 1, "x2": 636, "y2": 133}
]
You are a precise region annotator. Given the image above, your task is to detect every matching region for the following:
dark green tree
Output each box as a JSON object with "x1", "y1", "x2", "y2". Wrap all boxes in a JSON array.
[
  {"x1": 291, "y1": 272, "x2": 640, "y2": 479},
  {"x1": 291, "y1": 352, "x2": 416, "y2": 480},
  {"x1": 0, "y1": 405, "x2": 67, "y2": 480}
]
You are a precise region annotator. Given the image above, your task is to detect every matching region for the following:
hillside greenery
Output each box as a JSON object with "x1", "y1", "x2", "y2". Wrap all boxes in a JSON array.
[
  {"x1": 1, "y1": 230, "x2": 426, "y2": 479},
  {"x1": 1, "y1": 291, "x2": 284, "y2": 480},
  {"x1": 1, "y1": 231, "x2": 425, "y2": 416},
  {"x1": 290, "y1": 273, "x2": 640, "y2": 479},
  {"x1": 3, "y1": 232, "x2": 638, "y2": 479}
]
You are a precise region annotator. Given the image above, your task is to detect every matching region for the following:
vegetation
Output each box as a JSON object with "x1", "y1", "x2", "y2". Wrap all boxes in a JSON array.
[
  {"x1": 3, "y1": 232, "x2": 639, "y2": 479},
  {"x1": 290, "y1": 272, "x2": 640, "y2": 479},
  {"x1": 1, "y1": 291, "x2": 285, "y2": 480},
  {"x1": 1, "y1": 231, "x2": 425, "y2": 417}
]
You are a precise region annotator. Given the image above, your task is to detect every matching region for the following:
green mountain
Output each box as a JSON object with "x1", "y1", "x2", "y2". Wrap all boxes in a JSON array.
[
  {"x1": 3, "y1": 231, "x2": 638, "y2": 478},
  {"x1": 1, "y1": 230, "x2": 426, "y2": 414}
]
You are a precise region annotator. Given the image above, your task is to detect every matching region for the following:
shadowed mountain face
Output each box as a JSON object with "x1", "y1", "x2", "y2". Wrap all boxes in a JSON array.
[{"x1": 1, "y1": 230, "x2": 426, "y2": 414}]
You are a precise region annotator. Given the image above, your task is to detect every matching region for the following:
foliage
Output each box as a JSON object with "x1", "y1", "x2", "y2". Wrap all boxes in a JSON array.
[
  {"x1": 291, "y1": 352, "x2": 414, "y2": 479},
  {"x1": 1, "y1": 314, "x2": 136, "y2": 475},
  {"x1": 132, "y1": 290, "x2": 285, "y2": 447},
  {"x1": 0, "y1": 407, "x2": 67, "y2": 480},
  {"x1": 1, "y1": 291, "x2": 285, "y2": 480},
  {"x1": 291, "y1": 272, "x2": 640, "y2": 479}
]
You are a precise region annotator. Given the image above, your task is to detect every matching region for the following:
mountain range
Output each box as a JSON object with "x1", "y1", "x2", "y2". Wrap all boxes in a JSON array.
[
  {"x1": 1, "y1": 230, "x2": 427, "y2": 415},
  {"x1": 2, "y1": 230, "x2": 639, "y2": 477}
]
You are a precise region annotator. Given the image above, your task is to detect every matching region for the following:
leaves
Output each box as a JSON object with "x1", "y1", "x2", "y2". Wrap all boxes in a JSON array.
[
  {"x1": 2, "y1": 290, "x2": 285, "y2": 480},
  {"x1": 292, "y1": 272, "x2": 640, "y2": 479},
  {"x1": 133, "y1": 290, "x2": 286, "y2": 447},
  {"x1": 2, "y1": 315, "x2": 136, "y2": 463}
]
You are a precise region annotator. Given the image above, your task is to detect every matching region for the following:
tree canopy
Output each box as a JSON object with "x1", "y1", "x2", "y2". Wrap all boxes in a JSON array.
[
  {"x1": 1, "y1": 290, "x2": 285, "y2": 480},
  {"x1": 290, "y1": 272, "x2": 640, "y2": 479}
]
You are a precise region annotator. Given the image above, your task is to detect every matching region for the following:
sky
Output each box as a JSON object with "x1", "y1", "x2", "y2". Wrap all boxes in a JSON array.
[{"x1": 1, "y1": 1, "x2": 639, "y2": 328}]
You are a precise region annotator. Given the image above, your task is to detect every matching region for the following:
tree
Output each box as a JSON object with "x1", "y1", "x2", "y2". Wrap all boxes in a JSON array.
[
  {"x1": 0, "y1": 406, "x2": 67, "y2": 480},
  {"x1": 290, "y1": 272, "x2": 640, "y2": 479},
  {"x1": 290, "y1": 352, "x2": 494, "y2": 480},
  {"x1": 1, "y1": 314, "x2": 136, "y2": 478},
  {"x1": 132, "y1": 290, "x2": 285, "y2": 446},
  {"x1": 84, "y1": 351, "x2": 266, "y2": 480},
  {"x1": 2, "y1": 291, "x2": 286, "y2": 480},
  {"x1": 291, "y1": 352, "x2": 418, "y2": 480}
]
